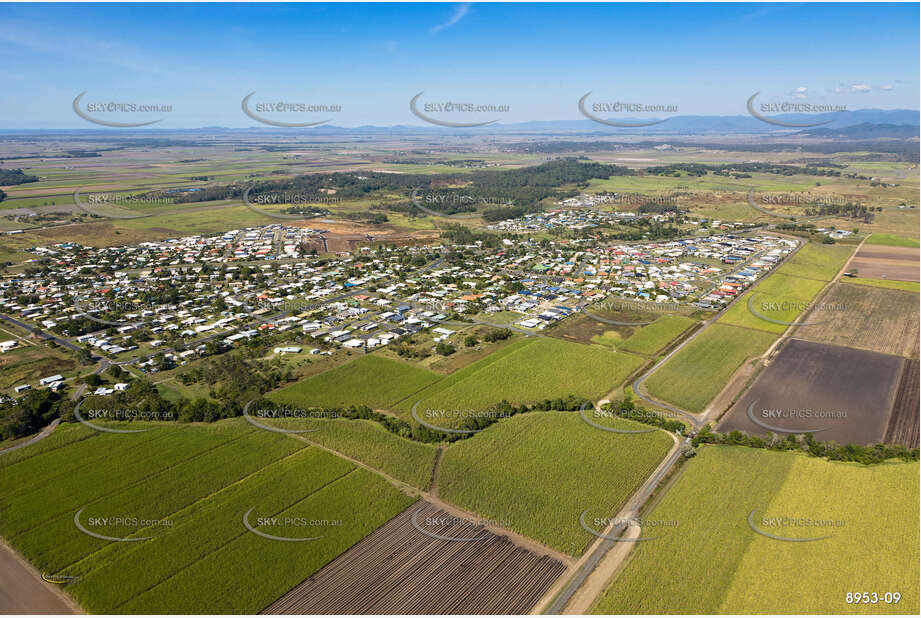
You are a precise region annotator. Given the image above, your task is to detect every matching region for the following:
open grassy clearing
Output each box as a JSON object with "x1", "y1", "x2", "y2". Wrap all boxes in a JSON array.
[
  {"x1": 619, "y1": 315, "x2": 697, "y2": 355},
  {"x1": 1, "y1": 418, "x2": 412, "y2": 614},
  {"x1": 718, "y1": 272, "x2": 827, "y2": 334},
  {"x1": 268, "y1": 354, "x2": 441, "y2": 410},
  {"x1": 0, "y1": 344, "x2": 78, "y2": 391},
  {"x1": 644, "y1": 324, "x2": 777, "y2": 414},
  {"x1": 395, "y1": 338, "x2": 644, "y2": 422},
  {"x1": 775, "y1": 242, "x2": 856, "y2": 282},
  {"x1": 437, "y1": 410, "x2": 673, "y2": 556},
  {"x1": 593, "y1": 446, "x2": 919, "y2": 614},
  {"x1": 866, "y1": 233, "x2": 921, "y2": 247}
]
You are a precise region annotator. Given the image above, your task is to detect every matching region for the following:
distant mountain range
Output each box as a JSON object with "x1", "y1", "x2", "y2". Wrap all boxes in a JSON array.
[
  {"x1": 795, "y1": 122, "x2": 919, "y2": 139},
  {"x1": 2, "y1": 109, "x2": 918, "y2": 136}
]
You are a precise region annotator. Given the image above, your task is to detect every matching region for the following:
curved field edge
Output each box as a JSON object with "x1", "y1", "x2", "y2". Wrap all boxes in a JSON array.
[
  {"x1": 436, "y1": 410, "x2": 674, "y2": 556},
  {"x1": 256, "y1": 416, "x2": 437, "y2": 489},
  {"x1": 592, "y1": 446, "x2": 919, "y2": 614}
]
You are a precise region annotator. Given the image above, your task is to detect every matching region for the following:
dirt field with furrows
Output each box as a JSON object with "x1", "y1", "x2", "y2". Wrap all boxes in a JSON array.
[
  {"x1": 717, "y1": 339, "x2": 904, "y2": 445},
  {"x1": 793, "y1": 282, "x2": 920, "y2": 358},
  {"x1": 883, "y1": 359, "x2": 920, "y2": 448},
  {"x1": 261, "y1": 501, "x2": 566, "y2": 615},
  {"x1": 849, "y1": 245, "x2": 920, "y2": 282}
]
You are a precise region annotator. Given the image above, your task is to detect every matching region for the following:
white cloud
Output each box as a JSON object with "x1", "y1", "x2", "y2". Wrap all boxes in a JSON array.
[
  {"x1": 834, "y1": 83, "x2": 872, "y2": 93},
  {"x1": 431, "y1": 3, "x2": 471, "y2": 33},
  {"x1": 880, "y1": 84, "x2": 894, "y2": 91}
]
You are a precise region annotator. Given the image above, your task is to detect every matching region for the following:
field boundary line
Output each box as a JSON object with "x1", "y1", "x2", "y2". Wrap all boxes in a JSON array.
[
  {"x1": 537, "y1": 432, "x2": 683, "y2": 614},
  {"x1": 8, "y1": 427, "x2": 258, "y2": 538},
  {"x1": 109, "y1": 467, "x2": 360, "y2": 612},
  {"x1": 58, "y1": 440, "x2": 316, "y2": 576}
]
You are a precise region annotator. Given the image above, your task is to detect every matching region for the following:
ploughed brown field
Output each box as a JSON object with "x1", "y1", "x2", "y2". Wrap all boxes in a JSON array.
[
  {"x1": 261, "y1": 501, "x2": 566, "y2": 615},
  {"x1": 849, "y1": 245, "x2": 920, "y2": 282},
  {"x1": 793, "y1": 282, "x2": 920, "y2": 358},
  {"x1": 883, "y1": 358, "x2": 920, "y2": 448},
  {"x1": 717, "y1": 339, "x2": 903, "y2": 445}
]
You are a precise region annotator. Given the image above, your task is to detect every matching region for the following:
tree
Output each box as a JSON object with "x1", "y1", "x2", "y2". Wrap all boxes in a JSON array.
[{"x1": 464, "y1": 335, "x2": 478, "y2": 347}]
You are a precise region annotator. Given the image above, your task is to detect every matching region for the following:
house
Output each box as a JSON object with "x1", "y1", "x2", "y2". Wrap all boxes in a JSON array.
[
  {"x1": 39, "y1": 374, "x2": 64, "y2": 386},
  {"x1": 0, "y1": 340, "x2": 17, "y2": 352},
  {"x1": 274, "y1": 346, "x2": 302, "y2": 355},
  {"x1": 14, "y1": 384, "x2": 31, "y2": 393}
]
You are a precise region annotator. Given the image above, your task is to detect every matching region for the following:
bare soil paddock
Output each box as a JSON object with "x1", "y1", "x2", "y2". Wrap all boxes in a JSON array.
[
  {"x1": 717, "y1": 339, "x2": 903, "y2": 445},
  {"x1": 883, "y1": 359, "x2": 920, "y2": 448},
  {"x1": 849, "y1": 245, "x2": 920, "y2": 282},
  {"x1": 262, "y1": 501, "x2": 566, "y2": 615},
  {"x1": 794, "y1": 282, "x2": 920, "y2": 358}
]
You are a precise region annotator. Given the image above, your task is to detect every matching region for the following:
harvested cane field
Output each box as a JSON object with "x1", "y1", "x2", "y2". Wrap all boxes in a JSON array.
[
  {"x1": 0, "y1": 419, "x2": 412, "y2": 614},
  {"x1": 793, "y1": 282, "x2": 920, "y2": 358},
  {"x1": 717, "y1": 339, "x2": 904, "y2": 445},
  {"x1": 262, "y1": 501, "x2": 567, "y2": 615},
  {"x1": 849, "y1": 245, "x2": 920, "y2": 282},
  {"x1": 593, "y1": 446, "x2": 919, "y2": 614},
  {"x1": 883, "y1": 359, "x2": 920, "y2": 448}
]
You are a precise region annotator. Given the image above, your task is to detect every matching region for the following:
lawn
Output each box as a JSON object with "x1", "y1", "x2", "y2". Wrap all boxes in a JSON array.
[
  {"x1": 775, "y1": 242, "x2": 856, "y2": 281},
  {"x1": 593, "y1": 446, "x2": 919, "y2": 614},
  {"x1": 268, "y1": 354, "x2": 441, "y2": 410},
  {"x1": 643, "y1": 324, "x2": 777, "y2": 414},
  {"x1": 437, "y1": 410, "x2": 673, "y2": 555},
  {"x1": 619, "y1": 316, "x2": 696, "y2": 355},
  {"x1": 865, "y1": 233, "x2": 921, "y2": 248},
  {"x1": 1, "y1": 418, "x2": 413, "y2": 614},
  {"x1": 396, "y1": 338, "x2": 645, "y2": 423},
  {"x1": 718, "y1": 272, "x2": 827, "y2": 334}
]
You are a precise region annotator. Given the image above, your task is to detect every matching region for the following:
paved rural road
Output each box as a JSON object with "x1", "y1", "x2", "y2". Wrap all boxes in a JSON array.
[
  {"x1": 0, "y1": 539, "x2": 78, "y2": 614},
  {"x1": 544, "y1": 435, "x2": 689, "y2": 614},
  {"x1": 0, "y1": 313, "x2": 89, "y2": 356},
  {"x1": 0, "y1": 419, "x2": 61, "y2": 456}
]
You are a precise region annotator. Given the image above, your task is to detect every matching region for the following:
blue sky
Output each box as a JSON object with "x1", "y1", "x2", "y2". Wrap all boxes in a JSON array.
[{"x1": 0, "y1": 2, "x2": 917, "y2": 128}]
